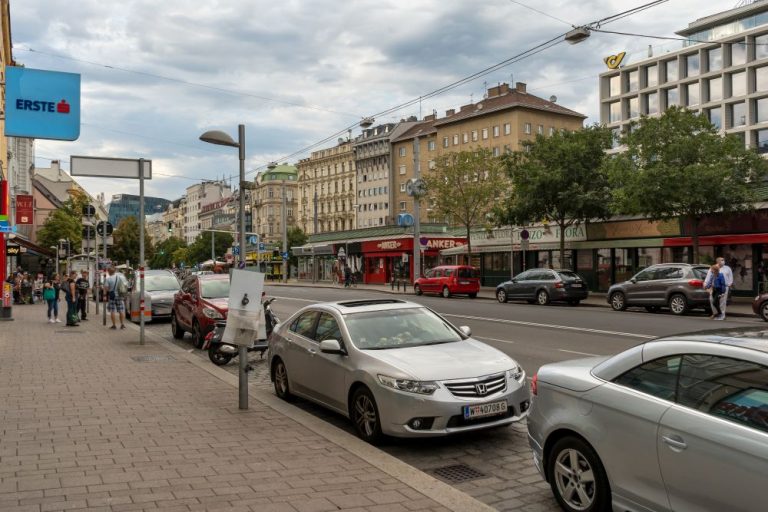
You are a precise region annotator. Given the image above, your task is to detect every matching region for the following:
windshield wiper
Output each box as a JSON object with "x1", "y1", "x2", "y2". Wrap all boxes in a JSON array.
[{"x1": 422, "y1": 340, "x2": 457, "y2": 346}]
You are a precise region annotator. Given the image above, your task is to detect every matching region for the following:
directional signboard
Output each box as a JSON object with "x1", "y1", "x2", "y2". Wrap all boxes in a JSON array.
[{"x1": 71, "y1": 156, "x2": 152, "y2": 179}]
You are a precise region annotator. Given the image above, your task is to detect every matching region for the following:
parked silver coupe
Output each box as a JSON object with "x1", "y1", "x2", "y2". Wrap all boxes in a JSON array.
[
  {"x1": 127, "y1": 269, "x2": 180, "y2": 322},
  {"x1": 269, "y1": 299, "x2": 530, "y2": 443},
  {"x1": 527, "y1": 328, "x2": 768, "y2": 512}
]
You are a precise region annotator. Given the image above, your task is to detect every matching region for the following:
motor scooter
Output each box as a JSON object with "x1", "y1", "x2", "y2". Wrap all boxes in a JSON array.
[{"x1": 203, "y1": 297, "x2": 279, "y2": 366}]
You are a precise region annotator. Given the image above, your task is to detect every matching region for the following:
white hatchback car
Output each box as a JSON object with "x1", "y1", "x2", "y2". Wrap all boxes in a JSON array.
[{"x1": 269, "y1": 299, "x2": 530, "y2": 443}]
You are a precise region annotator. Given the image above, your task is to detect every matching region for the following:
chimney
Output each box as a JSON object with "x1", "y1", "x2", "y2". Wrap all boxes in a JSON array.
[
  {"x1": 407, "y1": 115, "x2": 417, "y2": 122},
  {"x1": 515, "y1": 82, "x2": 527, "y2": 93},
  {"x1": 423, "y1": 114, "x2": 436, "y2": 121},
  {"x1": 499, "y1": 83, "x2": 510, "y2": 95},
  {"x1": 487, "y1": 85, "x2": 501, "y2": 98},
  {"x1": 446, "y1": 108, "x2": 455, "y2": 116},
  {"x1": 460, "y1": 104, "x2": 474, "y2": 112}
]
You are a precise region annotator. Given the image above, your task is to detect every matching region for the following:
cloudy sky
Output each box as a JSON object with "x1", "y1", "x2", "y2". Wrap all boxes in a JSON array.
[{"x1": 11, "y1": 0, "x2": 740, "y2": 201}]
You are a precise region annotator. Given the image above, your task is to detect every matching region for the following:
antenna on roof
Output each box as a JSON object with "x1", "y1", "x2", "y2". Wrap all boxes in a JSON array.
[
  {"x1": 470, "y1": 92, "x2": 474, "y2": 104},
  {"x1": 483, "y1": 81, "x2": 488, "y2": 99}
]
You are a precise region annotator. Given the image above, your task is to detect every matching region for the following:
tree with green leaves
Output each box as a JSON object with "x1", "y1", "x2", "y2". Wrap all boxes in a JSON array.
[
  {"x1": 111, "y1": 216, "x2": 154, "y2": 267},
  {"x1": 187, "y1": 231, "x2": 233, "y2": 266},
  {"x1": 286, "y1": 226, "x2": 308, "y2": 275},
  {"x1": 423, "y1": 148, "x2": 507, "y2": 260},
  {"x1": 36, "y1": 193, "x2": 92, "y2": 251},
  {"x1": 607, "y1": 106, "x2": 768, "y2": 262},
  {"x1": 149, "y1": 236, "x2": 186, "y2": 269},
  {"x1": 171, "y1": 247, "x2": 190, "y2": 268},
  {"x1": 502, "y1": 125, "x2": 614, "y2": 266}
]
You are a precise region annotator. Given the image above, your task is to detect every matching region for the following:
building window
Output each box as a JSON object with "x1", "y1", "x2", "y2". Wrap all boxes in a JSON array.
[
  {"x1": 399, "y1": 201, "x2": 406, "y2": 211},
  {"x1": 666, "y1": 87, "x2": 679, "y2": 107},
  {"x1": 730, "y1": 102, "x2": 747, "y2": 127},
  {"x1": 549, "y1": 126, "x2": 556, "y2": 135},
  {"x1": 757, "y1": 128, "x2": 768, "y2": 153},
  {"x1": 628, "y1": 97, "x2": 640, "y2": 118},
  {"x1": 646, "y1": 92, "x2": 659, "y2": 115},
  {"x1": 608, "y1": 102, "x2": 621, "y2": 123},
  {"x1": 707, "y1": 47, "x2": 722, "y2": 72},
  {"x1": 707, "y1": 106, "x2": 722, "y2": 129},
  {"x1": 462, "y1": 133, "x2": 469, "y2": 143},
  {"x1": 428, "y1": 160, "x2": 435, "y2": 169},
  {"x1": 493, "y1": 126, "x2": 500, "y2": 137},
  {"x1": 504, "y1": 123, "x2": 512, "y2": 135},
  {"x1": 756, "y1": 66, "x2": 768, "y2": 92},
  {"x1": 443, "y1": 136, "x2": 449, "y2": 148},
  {"x1": 708, "y1": 76, "x2": 722, "y2": 102},
  {"x1": 609, "y1": 74, "x2": 621, "y2": 96},
  {"x1": 757, "y1": 34, "x2": 768, "y2": 60},
  {"x1": 537, "y1": 124, "x2": 544, "y2": 134},
  {"x1": 627, "y1": 69, "x2": 639, "y2": 92},
  {"x1": 731, "y1": 71, "x2": 747, "y2": 97},
  {"x1": 492, "y1": 147, "x2": 500, "y2": 157},
  {"x1": 686, "y1": 53, "x2": 700, "y2": 77},
  {"x1": 686, "y1": 83, "x2": 700, "y2": 106},
  {"x1": 399, "y1": 147, "x2": 406, "y2": 157},
  {"x1": 471, "y1": 130, "x2": 478, "y2": 142},
  {"x1": 646, "y1": 64, "x2": 658, "y2": 87},
  {"x1": 665, "y1": 59, "x2": 678, "y2": 82},
  {"x1": 453, "y1": 134, "x2": 459, "y2": 145},
  {"x1": 399, "y1": 165, "x2": 406, "y2": 175},
  {"x1": 482, "y1": 128, "x2": 489, "y2": 139},
  {"x1": 400, "y1": 183, "x2": 406, "y2": 192},
  {"x1": 428, "y1": 140, "x2": 436, "y2": 151},
  {"x1": 610, "y1": 127, "x2": 621, "y2": 148},
  {"x1": 523, "y1": 123, "x2": 531, "y2": 134},
  {"x1": 757, "y1": 97, "x2": 768, "y2": 124},
  {"x1": 732, "y1": 41, "x2": 747, "y2": 66}
]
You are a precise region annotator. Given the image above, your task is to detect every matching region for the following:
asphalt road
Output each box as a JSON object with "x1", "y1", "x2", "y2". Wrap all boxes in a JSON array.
[{"x1": 143, "y1": 286, "x2": 763, "y2": 511}]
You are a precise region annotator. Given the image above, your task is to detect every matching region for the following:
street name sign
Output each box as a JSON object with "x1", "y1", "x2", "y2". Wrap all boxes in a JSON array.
[{"x1": 71, "y1": 156, "x2": 152, "y2": 179}]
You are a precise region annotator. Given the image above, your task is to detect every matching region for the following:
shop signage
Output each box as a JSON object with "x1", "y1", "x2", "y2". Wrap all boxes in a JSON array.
[
  {"x1": 15, "y1": 194, "x2": 33, "y2": 224},
  {"x1": 425, "y1": 239, "x2": 464, "y2": 249},
  {"x1": 377, "y1": 240, "x2": 402, "y2": 250},
  {"x1": 472, "y1": 225, "x2": 587, "y2": 245},
  {"x1": 5, "y1": 67, "x2": 81, "y2": 141},
  {"x1": 604, "y1": 51, "x2": 627, "y2": 70},
  {"x1": 588, "y1": 219, "x2": 680, "y2": 240},
  {"x1": 6, "y1": 244, "x2": 21, "y2": 255}
]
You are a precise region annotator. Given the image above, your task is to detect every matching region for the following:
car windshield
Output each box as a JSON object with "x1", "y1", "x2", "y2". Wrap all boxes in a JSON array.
[
  {"x1": 145, "y1": 275, "x2": 179, "y2": 292},
  {"x1": 200, "y1": 279, "x2": 229, "y2": 299},
  {"x1": 345, "y1": 308, "x2": 463, "y2": 350},
  {"x1": 557, "y1": 271, "x2": 581, "y2": 280}
]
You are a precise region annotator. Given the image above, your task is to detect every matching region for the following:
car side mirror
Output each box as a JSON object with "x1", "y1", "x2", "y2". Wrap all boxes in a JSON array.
[
  {"x1": 459, "y1": 325, "x2": 472, "y2": 337},
  {"x1": 630, "y1": 278, "x2": 637, "y2": 284},
  {"x1": 320, "y1": 339, "x2": 345, "y2": 355}
]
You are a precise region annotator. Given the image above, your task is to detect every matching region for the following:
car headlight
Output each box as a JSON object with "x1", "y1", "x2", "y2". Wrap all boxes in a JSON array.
[
  {"x1": 508, "y1": 366, "x2": 525, "y2": 382},
  {"x1": 378, "y1": 374, "x2": 438, "y2": 395},
  {"x1": 202, "y1": 307, "x2": 224, "y2": 319}
]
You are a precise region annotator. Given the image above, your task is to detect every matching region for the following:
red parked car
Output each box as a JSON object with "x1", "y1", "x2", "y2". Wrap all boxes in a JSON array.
[
  {"x1": 171, "y1": 273, "x2": 230, "y2": 347},
  {"x1": 414, "y1": 265, "x2": 480, "y2": 298}
]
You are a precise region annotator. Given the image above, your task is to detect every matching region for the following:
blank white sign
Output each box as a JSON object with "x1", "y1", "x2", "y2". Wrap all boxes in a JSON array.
[{"x1": 70, "y1": 156, "x2": 152, "y2": 179}]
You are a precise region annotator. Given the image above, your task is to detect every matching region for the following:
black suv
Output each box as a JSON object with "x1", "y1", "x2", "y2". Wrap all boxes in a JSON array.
[{"x1": 607, "y1": 263, "x2": 710, "y2": 315}]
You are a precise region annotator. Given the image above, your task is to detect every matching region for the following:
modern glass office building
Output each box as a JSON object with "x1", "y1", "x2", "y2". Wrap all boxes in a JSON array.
[{"x1": 107, "y1": 194, "x2": 172, "y2": 228}]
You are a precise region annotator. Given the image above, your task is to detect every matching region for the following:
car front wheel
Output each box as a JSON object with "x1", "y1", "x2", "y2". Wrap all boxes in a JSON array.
[
  {"x1": 441, "y1": 286, "x2": 451, "y2": 298},
  {"x1": 171, "y1": 312, "x2": 185, "y2": 339},
  {"x1": 761, "y1": 302, "x2": 768, "y2": 322},
  {"x1": 609, "y1": 292, "x2": 626, "y2": 311},
  {"x1": 496, "y1": 289, "x2": 508, "y2": 303},
  {"x1": 192, "y1": 319, "x2": 205, "y2": 348},
  {"x1": 537, "y1": 289, "x2": 550, "y2": 305},
  {"x1": 669, "y1": 293, "x2": 688, "y2": 315},
  {"x1": 272, "y1": 358, "x2": 293, "y2": 401},
  {"x1": 414, "y1": 284, "x2": 423, "y2": 296},
  {"x1": 350, "y1": 387, "x2": 383, "y2": 444},
  {"x1": 548, "y1": 436, "x2": 611, "y2": 512}
]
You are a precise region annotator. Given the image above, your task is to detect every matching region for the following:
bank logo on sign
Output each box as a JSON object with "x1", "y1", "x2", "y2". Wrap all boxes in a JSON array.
[{"x1": 5, "y1": 67, "x2": 81, "y2": 141}]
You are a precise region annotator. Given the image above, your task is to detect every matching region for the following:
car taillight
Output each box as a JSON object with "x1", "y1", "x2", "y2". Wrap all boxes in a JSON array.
[
  {"x1": 554, "y1": 282, "x2": 564, "y2": 288},
  {"x1": 688, "y1": 279, "x2": 703, "y2": 288},
  {"x1": 531, "y1": 373, "x2": 538, "y2": 396}
]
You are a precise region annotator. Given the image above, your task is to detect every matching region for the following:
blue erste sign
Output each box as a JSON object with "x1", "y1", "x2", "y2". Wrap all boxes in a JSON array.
[{"x1": 5, "y1": 67, "x2": 81, "y2": 141}]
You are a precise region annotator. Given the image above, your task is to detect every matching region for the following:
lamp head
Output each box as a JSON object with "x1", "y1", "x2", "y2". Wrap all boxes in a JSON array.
[{"x1": 199, "y1": 130, "x2": 239, "y2": 148}]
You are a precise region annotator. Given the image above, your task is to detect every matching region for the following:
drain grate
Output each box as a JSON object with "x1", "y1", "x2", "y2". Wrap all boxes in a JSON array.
[
  {"x1": 131, "y1": 354, "x2": 176, "y2": 362},
  {"x1": 432, "y1": 464, "x2": 486, "y2": 483}
]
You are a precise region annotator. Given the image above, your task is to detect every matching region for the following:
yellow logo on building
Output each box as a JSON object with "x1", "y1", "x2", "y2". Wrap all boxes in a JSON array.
[{"x1": 604, "y1": 52, "x2": 626, "y2": 70}]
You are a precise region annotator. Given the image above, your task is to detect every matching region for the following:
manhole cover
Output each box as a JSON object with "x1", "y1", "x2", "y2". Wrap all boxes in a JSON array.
[
  {"x1": 131, "y1": 355, "x2": 176, "y2": 362},
  {"x1": 432, "y1": 464, "x2": 486, "y2": 483}
]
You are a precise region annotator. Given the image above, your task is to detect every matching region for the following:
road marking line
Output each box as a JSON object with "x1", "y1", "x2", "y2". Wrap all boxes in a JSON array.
[
  {"x1": 559, "y1": 349, "x2": 601, "y2": 357},
  {"x1": 443, "y1": 313, "x2": 655, "y2": 339},
  {"x1": 475, "y1": 336, "x2": 516, "y2": 344}
]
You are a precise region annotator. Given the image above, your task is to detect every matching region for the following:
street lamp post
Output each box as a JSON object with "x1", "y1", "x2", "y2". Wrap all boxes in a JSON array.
[{"x1": 199, "y1": 124, "x2": 249, "y2": 410}]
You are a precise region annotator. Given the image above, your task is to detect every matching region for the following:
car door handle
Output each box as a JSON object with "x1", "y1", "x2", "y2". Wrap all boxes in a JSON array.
[
  {"x1": 662, "y1": 435, "x2": 687, "y2": 451},
  {"x1": 307, "y1": 348, "x2": 317, "y2": 355}
]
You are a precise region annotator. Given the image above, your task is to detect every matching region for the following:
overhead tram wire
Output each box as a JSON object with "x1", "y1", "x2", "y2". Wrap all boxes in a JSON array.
[{"x1": 591, "y1": 27, "x2": 768, "y2": 46}]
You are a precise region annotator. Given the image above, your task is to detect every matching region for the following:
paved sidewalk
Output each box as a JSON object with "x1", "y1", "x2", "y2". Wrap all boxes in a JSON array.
[
  {"x1": 0, "y1": 303, "x2": 493, "y2": 512},
  {"x1": 269, "y1": 280, "x2": 757, "y2": 317}
]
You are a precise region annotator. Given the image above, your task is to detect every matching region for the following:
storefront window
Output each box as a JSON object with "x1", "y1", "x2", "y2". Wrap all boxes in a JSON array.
[
  {"x1": 596, "y1": 249, "x2": 611, "y2": 291},
  {"x1": 758, "y1": 247, "x2": 768, "y2": 294},
  {"x1": 697, "y1": 246, "x2": 716, "y2": 266},
  {"x1": 483, "y1": 253, "x2": 510, "y2": 272},
  {"x1": 722, "y1": 245, "x2": 753, "y2": 292},
  {"x1": 663, "y1": 247, "x2": 690, "y2": 264},
  {"x1": 551, "y1": 250, "x2": 573, "y2": 270},
  {"x1": 637, "y1": 248, "x2": 662, "y2": 269},
  {"x1": 615, "y1": 249, "x2": 635, "y2": 283},
  {"x1": 537, "y1": 251, "x2": 551, "y2": 268}
]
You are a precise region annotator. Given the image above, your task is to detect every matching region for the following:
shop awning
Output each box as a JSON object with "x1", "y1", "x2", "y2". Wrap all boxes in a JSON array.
[
  {"x1": 13, "y1": 236, "x2": 55, "y2": 257},
  {"x1": 664, "y1": 233, "x2": 768, "y2": 247}
]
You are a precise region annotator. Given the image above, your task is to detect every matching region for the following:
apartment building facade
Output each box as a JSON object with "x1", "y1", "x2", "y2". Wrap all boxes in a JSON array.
[
  {"x1": 183, "y1": 181, "x2": 230, "y2": 244},
  {"x1": 252, "y1": 164, "x2": 298, "y2": 245},
  {"x1": 296, "y1": 141, "x2": 356, "y2": 236}
]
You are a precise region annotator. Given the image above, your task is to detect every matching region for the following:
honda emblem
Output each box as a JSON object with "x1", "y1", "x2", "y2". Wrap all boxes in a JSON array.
[{"x1": 475, "y1": 383, "x2": 487, "y2": 395}]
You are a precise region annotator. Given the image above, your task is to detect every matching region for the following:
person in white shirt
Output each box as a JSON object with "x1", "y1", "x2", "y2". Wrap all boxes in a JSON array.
[{"x1": 716, "y1": 257, "x2": 733, "y2": 319}]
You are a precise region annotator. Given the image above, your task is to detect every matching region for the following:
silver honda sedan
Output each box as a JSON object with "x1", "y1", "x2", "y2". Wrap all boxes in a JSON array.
[
  {"x1": 527, "y1": 328, "x2": 768, "y2": 512},
  {"x1": 269, "y1": 299, "x2": 530, "y2": 443}
]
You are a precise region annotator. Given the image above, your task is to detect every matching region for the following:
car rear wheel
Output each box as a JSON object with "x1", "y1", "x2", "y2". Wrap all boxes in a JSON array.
[
  {"x1": 496, "y1": 289, "x2": 508, "y2": 303},
  {"x1": 761, "y1": 302, "x2": 768, "y2": 322},
  {"x1": 669, "y1": 293, "x2": 688, "y2": 315},
  {"x1": 171, "y1": 312, "x2": 184, "y2": 339},
  {"x1": 414, "y1": 284, "x2": 423, "y2": 296},
  {"x1": 442, "y1": 286, "x2": 451, "y2": 298},
  {"x1": 350, "y1": 387, "x2": 383, "y2": 444},
  {"x1": 536, "y1": 289, "x2": 550, "y2": 305},
  {"x1": 192, "y1": 319, "x2": 205, "y2": 348},
  {"x1": 548, "y1": 436, "x2": 611, "y2": 512},
  {"x1": 272, "y1": 358, "x2": 293, "y2": 401},
  {"x1": 609, "y1": 292, "x2": 626, "y2": 311}
]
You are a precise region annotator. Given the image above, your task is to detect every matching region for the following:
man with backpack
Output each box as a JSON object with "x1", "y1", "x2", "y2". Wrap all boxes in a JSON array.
[
  {"x1": 76, "y1": 270, "x2": 90, "y2": 321},
  {"x1": 103, "y1": 267, "x2": 127, "y2": 330}
]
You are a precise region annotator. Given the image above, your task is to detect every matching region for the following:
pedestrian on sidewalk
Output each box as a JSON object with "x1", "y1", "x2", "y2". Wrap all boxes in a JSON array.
[
  {"x1": 63, "y1": 271, "x2": 80, "y2": 326},
  {"x1": 344, "y1": 264, "x2": 352, "y2": 288},
  {"x1": 103, "y1": 267, "x2": 126, "y2": 330},
  {"x1": 717, "y1": 257, "x2": 734, "y2": 320},
  {"x1": 704, "y1": 264, "x2": 725, "y2": 319},
  {"x1": 76, "y1": 270, "x2": 89, "y2": 321},
  {"x1": 43, "y1": 278, "x2": 58, "y2": 323}
]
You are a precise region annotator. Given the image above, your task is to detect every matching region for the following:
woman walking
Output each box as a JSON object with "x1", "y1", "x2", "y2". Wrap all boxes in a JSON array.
[
  {"x1": 43, "y1": 277, "x2": 58, "y2": 323},
  {"x1": 63, "y1": 271, "x2": 79, "y2": 326}
]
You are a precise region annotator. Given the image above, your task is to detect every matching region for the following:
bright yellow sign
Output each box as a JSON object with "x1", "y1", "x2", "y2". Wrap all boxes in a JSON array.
[{"x1": 604, "y1": 52, "x2": 626, "y2": 70}]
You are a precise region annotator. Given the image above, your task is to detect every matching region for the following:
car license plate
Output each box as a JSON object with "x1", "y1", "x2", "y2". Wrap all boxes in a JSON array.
[
  {"x1": 463, "y1": 400, "x2": 508, "y2": 420},
  {"x1": 460, "y1": 280, "x2": 470, "y2": 285},
  {"x1": 571, "y1": 283, "x2": 582, "y2": 287}
]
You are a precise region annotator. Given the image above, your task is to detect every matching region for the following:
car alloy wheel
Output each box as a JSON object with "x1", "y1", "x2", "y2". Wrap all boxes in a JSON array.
[
  {"x1": 192, "y1": 320, "x2": 204, "y2": 348},
  {"x1": 669, "y1": 293, "x2": 688, "y2": 315},
  {"x1": 171, "y1": 313, "x2": 184, "y2": 339},
  {"x1": 272, "y1": 359, "x2": 292, "y2": 401},
  {"x1": 761, "y1": 302, "x2": 768, "y2": 322},
  {"x1": 351, "y1": 387, "x2": 382, "y2": 444},
  {"x1": 548, "y1": 437, "x2": 611, "y2": 512},
  {"x1": 496, "y1": 289, "x2": 507, "y2": 303},
  {"x1": 414, "y1": 285, "x2": 422, "y2": 296},
  {"x1": 442, "y1": 286, "x2": 451, "y2": 298},
  {"x1": 609, "y1": 292, "x2": 626, "y2": 311},
  {"x1": 537, "y1": 289, "x2": 550, "y2": 305}
]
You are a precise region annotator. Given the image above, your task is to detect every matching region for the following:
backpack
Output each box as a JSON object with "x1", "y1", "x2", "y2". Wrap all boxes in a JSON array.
[
  {"x1": 116, "y1": 275, "x2": 128, "y2": 297},
  {"x1": 714, "y1": 273, "x2": 726, "y2": 294},
  {"x1": 43, "y1": 287, "x2": 55, "y2": 301}
]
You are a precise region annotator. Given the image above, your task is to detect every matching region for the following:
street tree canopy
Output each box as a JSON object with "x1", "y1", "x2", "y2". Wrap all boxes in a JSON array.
[
  {"x1": 187, "y1": 231, "x2": 233, "y2": 265},
  {"x1": 111, "y1": 216, "x2": 154, "y2": 267},
  {"x1": 502, "y1": 125, "x2": 614, "y2": 266},
  {"x1": 36, "y1": 193, "x2": 91, "y2": 251},
  {"x1": 423, "y1": 148, "x2": 507, "y2": 260},
  {"x1": 149, "y1": 236, "x2": 186, "y2": 269},
  {"x1": 607, "y1": 106, "x2": 768, "y2": 262}
]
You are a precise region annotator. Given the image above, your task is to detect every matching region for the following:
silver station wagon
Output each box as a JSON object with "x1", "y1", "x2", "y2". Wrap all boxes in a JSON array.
[
  {"x1": 527, "y1": 328, "x2": 768, "y2": 512},
  {"x1": 269, "y1": 299, "x2": 530, "y2": 443}
]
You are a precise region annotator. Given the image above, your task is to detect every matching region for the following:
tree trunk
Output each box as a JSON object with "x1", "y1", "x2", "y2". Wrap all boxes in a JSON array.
[
  {"x1": 465, "y1": 225, "x2": 472, "y2": 267},
  {"x1": 559, "y1": 219, "x2": 566, "y2": 270},
  {"x1": 690, "y1": 215, "x2": 700, "y2": 264}
]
